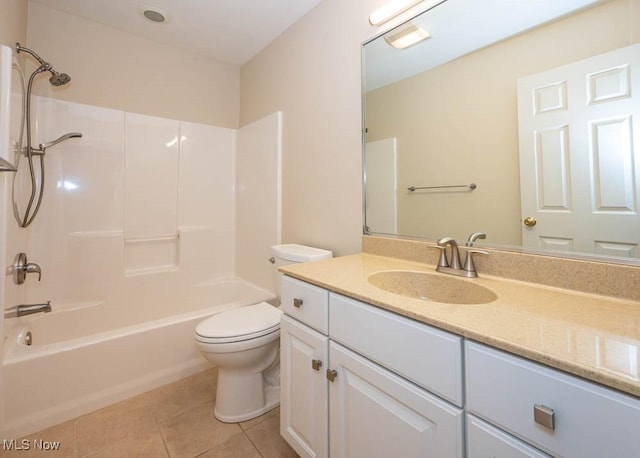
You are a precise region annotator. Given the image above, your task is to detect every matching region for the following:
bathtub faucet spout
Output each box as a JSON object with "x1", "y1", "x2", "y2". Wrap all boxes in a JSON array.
[{"x1": 4, "y1": 301, "x2": 52, "y2": 318}]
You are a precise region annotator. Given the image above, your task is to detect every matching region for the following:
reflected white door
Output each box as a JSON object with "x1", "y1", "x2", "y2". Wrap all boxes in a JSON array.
[
  {"x1": 365, "y1": 138, "x2": 397, "y2": 234},
  {"x1": 518, "y1": 44, "x2": 640, "y2": 258}
]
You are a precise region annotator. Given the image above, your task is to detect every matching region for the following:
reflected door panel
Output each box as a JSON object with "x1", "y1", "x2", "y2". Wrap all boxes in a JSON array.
[
  {"x1": 365, "y1": 138, "x2": 398, "y2": 234},
  {"x1": 518, "y1": 43, "x2": 640, "y2": 256}
]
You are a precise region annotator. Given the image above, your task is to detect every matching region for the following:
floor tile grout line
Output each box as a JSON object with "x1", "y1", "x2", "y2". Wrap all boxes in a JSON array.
[
  {"x1": 150, "y1": 399, "x2": 173, "y2": 458},
  {"x1": 243, "y1": 429, "x2": 267, "y2": 458}
]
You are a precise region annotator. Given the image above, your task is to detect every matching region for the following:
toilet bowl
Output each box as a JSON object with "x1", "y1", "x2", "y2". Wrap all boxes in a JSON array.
[
  {"x1": 194, "y1": 244, "x2": 333, "y2": 423},
  {"x1": 195, "y1": 302, "x2": 283, "y2": 422}
]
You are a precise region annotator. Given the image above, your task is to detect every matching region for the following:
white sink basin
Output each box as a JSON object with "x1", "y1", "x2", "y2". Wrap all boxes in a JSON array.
[{"x1": 368, "y1": 270, "x2": 498, "y2": 305}]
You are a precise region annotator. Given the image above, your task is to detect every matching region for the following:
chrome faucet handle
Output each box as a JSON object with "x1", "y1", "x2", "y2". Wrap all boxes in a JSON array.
[
  {"x1": 463, "y1": 249, "x2": 489, "y2": 276},
  {"x1": 12, "y1": 253, "x2": 42, "y2": 284},
  {"x1": 466, "y1": 232, "x2": 487, "y2": 247},
  {"x1": 25, "y1": 263, "x2": 42, "y2": 281},
  {"x1": 434, "y1": 245, "x2": 449, "y2": 268}
]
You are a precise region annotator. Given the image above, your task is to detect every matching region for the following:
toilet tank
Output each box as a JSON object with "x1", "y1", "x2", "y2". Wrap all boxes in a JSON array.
[{"x1": 271, "y1": 244, "x2": 333, "y2": 298}]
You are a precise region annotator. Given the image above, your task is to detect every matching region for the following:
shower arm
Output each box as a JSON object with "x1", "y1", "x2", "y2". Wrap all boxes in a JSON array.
[
  {"x1": 25, "y1": 132, "x2": 83, "y2": 156},
  {"x1": 16, "y1": 43, "x2": 49, "y2": 68}
]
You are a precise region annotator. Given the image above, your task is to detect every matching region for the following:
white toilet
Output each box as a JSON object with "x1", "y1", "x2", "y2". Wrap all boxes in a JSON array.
[{"x1": 194, "y1": 244, "x2": 332, "y2": 423}]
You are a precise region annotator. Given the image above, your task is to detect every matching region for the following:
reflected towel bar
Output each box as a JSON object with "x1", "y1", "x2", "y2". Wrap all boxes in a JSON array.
[{"x1": 408, "y1": 183, "x2": 476, "y2": 192}]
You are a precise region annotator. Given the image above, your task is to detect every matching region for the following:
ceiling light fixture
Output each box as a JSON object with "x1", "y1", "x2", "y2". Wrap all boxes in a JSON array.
[
  {"x1": 140, "y1": 6, "x2": 167, "y2": 24},
  {"x1": 369, "y1": 0, "x2": 423, "y2": 26},
  {"x1": 384, "y1": 22, "x2": 431, "y2": 49},
  {"x1": 369, "y1": 0, "x2": 447, "y2": 26}
]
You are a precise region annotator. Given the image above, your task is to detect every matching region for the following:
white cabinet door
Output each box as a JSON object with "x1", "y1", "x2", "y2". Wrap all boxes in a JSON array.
[
  {"x1": 329, "y1": 341, "x2": 464, "y2": 458},
  {"x1": 364, "y1": 137, "x2": 398, "y2": 234},
  {"x1": 280, "y1": 315, "x2": 329, "y2": 458}
]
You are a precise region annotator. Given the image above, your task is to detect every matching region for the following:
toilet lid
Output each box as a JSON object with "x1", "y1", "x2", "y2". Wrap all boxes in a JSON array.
[{"x1": 195, "y1": 302, "x2": 282, "y2": 342}]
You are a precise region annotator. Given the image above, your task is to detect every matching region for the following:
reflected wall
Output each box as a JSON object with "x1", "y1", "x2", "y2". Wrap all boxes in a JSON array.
[{"x1": 365, "y1": 0, "x2": 640, "y2": 245}]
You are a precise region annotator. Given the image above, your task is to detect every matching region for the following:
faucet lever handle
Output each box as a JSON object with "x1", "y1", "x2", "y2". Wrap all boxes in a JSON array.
[
  {"x1": 434, "y1": 245, "x2": 449, "y2": 268},
  {"x1": 463, "y1": 249, "x2": 489, "y2": 275},
  {"x1": 25, "y1": 263, "x2": 42, "y2": 281}
]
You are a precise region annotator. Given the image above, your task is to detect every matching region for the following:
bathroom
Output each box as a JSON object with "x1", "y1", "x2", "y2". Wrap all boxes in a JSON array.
[{"x1": 1, "y1": 0, "x2": 639, "y2": 457}]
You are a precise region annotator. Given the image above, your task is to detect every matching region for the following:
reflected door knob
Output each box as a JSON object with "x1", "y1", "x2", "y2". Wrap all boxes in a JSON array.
[{"x1": 523, "y1": 216, "x2": 537, "y2": 227}]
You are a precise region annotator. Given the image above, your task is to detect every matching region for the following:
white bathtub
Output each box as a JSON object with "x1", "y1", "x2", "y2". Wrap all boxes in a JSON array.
[{"x1": 2, "y1": 277, "x2": 275, "y2": 438}]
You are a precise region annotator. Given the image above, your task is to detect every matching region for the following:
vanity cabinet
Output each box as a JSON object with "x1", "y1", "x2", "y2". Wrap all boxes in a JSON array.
[
  {"x1": 280, "y1": 276, "x2": 464, "y2": 458},
  {"x1": 280, "y1": 275, "x2": 640, "y2": 457}
]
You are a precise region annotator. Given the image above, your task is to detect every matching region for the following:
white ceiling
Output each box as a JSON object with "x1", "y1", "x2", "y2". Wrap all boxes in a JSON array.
[{"x1": 30, "y1": 0, "x2": 322, "y2": 66}]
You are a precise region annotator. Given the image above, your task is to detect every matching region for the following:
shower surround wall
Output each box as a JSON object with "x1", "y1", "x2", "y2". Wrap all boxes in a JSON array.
[
  {"x1": 2, "y1": 94, "x2": 282, "y2": 436},
  {"x1": 21, "y1": 96, "x2": 236, "y2": 307}
]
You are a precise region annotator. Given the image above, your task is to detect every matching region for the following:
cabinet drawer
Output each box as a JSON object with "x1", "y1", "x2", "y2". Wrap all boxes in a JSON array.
[
  {"x1": 468, "y1": 415, "x2": 550, "y2": 458},
  {"x1": 281, "y1": 276, "x2": 329, "y2": 334},
  {"x1": 466, "y1": 341, "x2": 640, "y2": 457},
  {"x1": 329, "y1": 293, "x2": 463, "y2": 406}
]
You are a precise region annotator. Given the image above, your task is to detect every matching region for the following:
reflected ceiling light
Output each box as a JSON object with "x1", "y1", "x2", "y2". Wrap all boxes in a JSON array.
[
  {"x1": 384, "y1": 22, "x2": 430, "y2": 49},
  {"x1": 369, "y1": 0, "x2": 423, "y2": 26}
]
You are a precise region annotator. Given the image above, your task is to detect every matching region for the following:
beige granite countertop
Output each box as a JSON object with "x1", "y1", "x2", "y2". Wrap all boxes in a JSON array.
[{"x1": 280, "y1": 253, "x2": 640, "y2": 399}]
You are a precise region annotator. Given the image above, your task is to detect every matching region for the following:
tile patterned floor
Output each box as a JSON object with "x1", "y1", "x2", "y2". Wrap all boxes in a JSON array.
[{"x1": 1, "y1": 368, "x2": 298, "y2": 458}]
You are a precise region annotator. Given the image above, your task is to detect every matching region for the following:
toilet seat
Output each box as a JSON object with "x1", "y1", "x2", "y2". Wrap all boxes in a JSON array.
[{"x1": 195, "y1": 302, "x2": 282, "y2": 344}]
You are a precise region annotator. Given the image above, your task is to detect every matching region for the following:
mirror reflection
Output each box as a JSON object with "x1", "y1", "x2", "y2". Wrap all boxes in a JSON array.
[{"x1": 363, "y1": 0, "x2": 640, "y2": 262}]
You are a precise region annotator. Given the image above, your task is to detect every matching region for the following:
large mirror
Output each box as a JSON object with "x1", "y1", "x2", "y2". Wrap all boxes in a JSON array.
[{"x1": 363, "y1": 0, "x2": 640, "y2": 263}]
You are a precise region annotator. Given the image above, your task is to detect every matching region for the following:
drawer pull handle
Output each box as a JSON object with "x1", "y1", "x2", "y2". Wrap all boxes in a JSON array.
[
  {"x1": 534, "y1": 404, "x2": 555, "y2": 430},
  {"x1": 326, "y1": 369, "x2": 337, "y2": 382},
  {"x1": 312, "y1": 359, "x2": 322, "y2": 371},
  {"x1": 293, "y1": 298, "x2": 304, "y2": 308}
]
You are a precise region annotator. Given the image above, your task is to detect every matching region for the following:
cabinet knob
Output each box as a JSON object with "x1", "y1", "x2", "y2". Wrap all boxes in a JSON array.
[
  {"x1": 533, "y1": 404, "x2": 555, "y2": 430},
  {"x1": 293, "y1": 298, "x2": 303, "y2": 308},
  {"x1": 326, "y1": 369, "x2": 337, "y2": 382},
  {"x1": 312, "y1": 359, "x2": 322, "y2": 371}
]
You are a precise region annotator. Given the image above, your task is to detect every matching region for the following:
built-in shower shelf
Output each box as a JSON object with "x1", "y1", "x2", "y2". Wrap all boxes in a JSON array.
[
  {"x1": 0, "y1": 156, "x2": 17, "y2": 172},
  {"x1": 124, "y1": 234, "x2": 179, "y2": 276}
]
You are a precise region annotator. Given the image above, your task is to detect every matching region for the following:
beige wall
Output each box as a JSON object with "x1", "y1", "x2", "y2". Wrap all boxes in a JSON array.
[
  {"x1": 366, "y1": 0, "x2": 640, "y2": 246},
  {"x1": 0, "y1": 0, "x2": 28, "y2": 48},
  {"x1": 241, "y1": 0, "x2": 394, "y2": 256},
  {"x1": 26, "y1": 1, "x2": 240, "y2": 128}
]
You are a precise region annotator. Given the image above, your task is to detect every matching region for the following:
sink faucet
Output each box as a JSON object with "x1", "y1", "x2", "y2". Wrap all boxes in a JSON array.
[
  {"x1": 4, "y1": 301, "x2": 52, "y2": 318},
  {"x1": 437, "y1": 237, "x2": 462, "y2": 270},
  {"x1": 436, "y1": 237, "x2": 488, "y2": 278}
]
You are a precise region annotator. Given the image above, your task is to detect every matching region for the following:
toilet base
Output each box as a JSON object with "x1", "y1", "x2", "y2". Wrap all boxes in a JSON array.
[{"x1": 214, "y1": 384, "x2": 280, "y2": 423}]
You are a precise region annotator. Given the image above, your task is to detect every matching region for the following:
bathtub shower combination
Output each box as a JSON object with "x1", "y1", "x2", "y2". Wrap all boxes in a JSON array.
[{"x1": 1, "y1": 44, "x2": 283, "y2": 438}]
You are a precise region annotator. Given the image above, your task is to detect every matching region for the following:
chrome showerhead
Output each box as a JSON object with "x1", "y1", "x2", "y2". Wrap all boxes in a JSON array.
[
  {"x1": 16, "y1": 42, "x2": 71, "y2": 87},
  {"x1": 49, "y1": 71, "x2": 71, "y2": 86}
]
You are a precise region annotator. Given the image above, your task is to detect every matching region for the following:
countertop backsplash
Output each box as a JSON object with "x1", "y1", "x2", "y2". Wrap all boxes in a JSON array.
[{"x1": 362, "y1": 235, "x2": 640, "y2": 302}]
